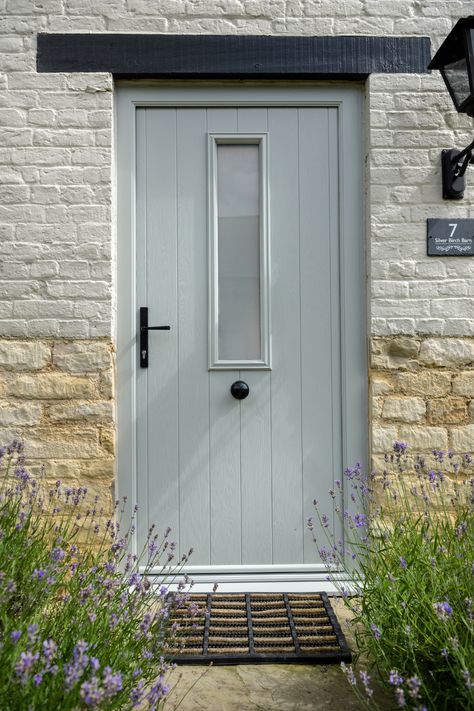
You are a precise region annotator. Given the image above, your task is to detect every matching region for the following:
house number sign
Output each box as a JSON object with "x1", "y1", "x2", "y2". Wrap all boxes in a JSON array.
[{"x1": 427, "y1": 218, "x2": 474, "y2": 256}]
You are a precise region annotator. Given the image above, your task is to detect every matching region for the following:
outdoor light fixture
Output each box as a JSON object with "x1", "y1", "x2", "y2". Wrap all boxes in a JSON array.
[{"x1": 429, "y1": 16, "x2": 474, "y2": 199}]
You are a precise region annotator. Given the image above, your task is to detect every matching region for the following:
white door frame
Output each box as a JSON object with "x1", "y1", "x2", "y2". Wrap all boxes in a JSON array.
[{"x1": 115, "y1": 83, "x2": 367, "y2": 592}]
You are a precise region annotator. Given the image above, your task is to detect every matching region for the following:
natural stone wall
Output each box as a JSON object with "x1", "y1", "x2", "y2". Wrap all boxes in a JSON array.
[
  {"x1": 0, "y1": 338, "x2": 115, "y2": 514},
  {"x1": 371, "y1": 336, "x2": 474, "y2": 457}
]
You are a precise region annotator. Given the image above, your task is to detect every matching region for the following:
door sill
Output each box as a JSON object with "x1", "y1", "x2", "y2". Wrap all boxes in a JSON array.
[{"x1": 152, "y1": 572, "x2": 351, "y2": 594}]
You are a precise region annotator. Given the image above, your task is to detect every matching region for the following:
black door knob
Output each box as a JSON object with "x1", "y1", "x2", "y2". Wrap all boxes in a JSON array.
[{"x1": 230, "y1": 380, "x2": 250, "y2": 400}]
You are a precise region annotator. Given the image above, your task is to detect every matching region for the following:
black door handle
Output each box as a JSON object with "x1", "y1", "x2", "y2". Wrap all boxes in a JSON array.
[
  {"x1": 230, "y1": 380, "x2": 250, "y2": 400},
  {"x1": 139, "y1": 307, "x2": 170, "y2": 368}
]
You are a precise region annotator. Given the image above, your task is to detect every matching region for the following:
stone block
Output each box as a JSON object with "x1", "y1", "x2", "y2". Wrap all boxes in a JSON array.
[
  {"x1": 22, "y1": 428, "x2": 101, "y2": 460},
  {"x1": 79, "y1": 458, "x2": 115, "y2": 481},
  {"x1": 452, "y1": 373, "x2": 474, "y2": 398},
  {"x1": 427, "y1": 398, "x2": 467, "y2": 426},
  {"x1": 2, "y1": 373, "x2": 96, "y2": 400},
  {"x1": 99, "y1": 369, "x2": 114, "y2": 398},
  {"x1": 48, "y1": 401, "x2": 113, "y2": 423},
  {"x1": 372, "y1": 425, "x2": 398, "y2": 453},
  {"x1": 370, "y1": 376, "x2": 393, "y2": 396},
  {"x1": 387, "y1": 338, "x2": 420, "y2": 358},
  {"x1": 99, "y1": 426, "x2": 115, "y2": 455},
  {"x1": 420, "y1": 339, "x2": 474, "y2": 367},
  {"x1": 398, "y1": 426, "x2": 448, "y2": 451},
  {"x1": 370, "y1": 337, "x2": 420, "y2": 370},
  {"x1": 382, "y1": 397, "x2": 425, "y2": 422},
  {"x1": 0, "y1": 403, "x2": 42, "y2": 426},
  {"x1": 450, "y1": 425, "x2": 474, "y2": 452},
  {"x1": 395, "y1": 372, "x2": 452, "y2": 398},
  {"x1": 53, "y1": 341, "x2": 111, "y2": 372},
  {"x1": 0, "y1": 340, "x2": 50, "y2": 371}
]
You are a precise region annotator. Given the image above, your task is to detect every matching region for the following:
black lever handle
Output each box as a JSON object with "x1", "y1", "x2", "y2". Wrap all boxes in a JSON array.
[
  {"x1": 141, "y1": 325, "x2": 171, "y2": 331},
  {"x1": 139, "y1": 307, "x2": 170, "y2": 368}
]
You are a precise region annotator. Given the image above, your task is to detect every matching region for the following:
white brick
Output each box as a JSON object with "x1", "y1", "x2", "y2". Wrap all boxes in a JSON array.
[
  {"x1": 0, "y1": 1, "x2": 471, "y2": 344},
  {"x1": 46, "y1": 281, "x2": 110, "y2": 299}
]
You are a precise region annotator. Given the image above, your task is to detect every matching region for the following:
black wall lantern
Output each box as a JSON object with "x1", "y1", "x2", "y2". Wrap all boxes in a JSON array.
[{"x1": 429, "y1": 16, "x2": 474, "y2": 199}]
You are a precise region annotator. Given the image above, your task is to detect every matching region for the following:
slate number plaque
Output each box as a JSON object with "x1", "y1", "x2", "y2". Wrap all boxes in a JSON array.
[{"x1": 427, "y1": 219, "x2": 474, "y2": 256}]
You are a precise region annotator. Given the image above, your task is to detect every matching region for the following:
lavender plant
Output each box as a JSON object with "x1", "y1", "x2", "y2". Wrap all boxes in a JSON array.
[
  {"x1": 309, "y1": 442, "x2": 474, "y2": 711},
  {"x1": 0, "y1": 441, "x2": 195, "y2": 710}
]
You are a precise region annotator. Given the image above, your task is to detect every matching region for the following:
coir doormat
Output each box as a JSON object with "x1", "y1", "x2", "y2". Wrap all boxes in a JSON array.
[{"x1": 169, "y1": 592, "x2": 351, "y2": 665}]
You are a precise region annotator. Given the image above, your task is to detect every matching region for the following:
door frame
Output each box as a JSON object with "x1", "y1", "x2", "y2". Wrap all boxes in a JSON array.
[{"x1": 115, "y1": 82, "x2": 367, "y2": 592}]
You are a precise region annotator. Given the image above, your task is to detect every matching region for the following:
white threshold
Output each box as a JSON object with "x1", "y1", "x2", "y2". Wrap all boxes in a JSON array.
[{"x1": 143, "y1": 565, "x2": 352, "y2": 594}]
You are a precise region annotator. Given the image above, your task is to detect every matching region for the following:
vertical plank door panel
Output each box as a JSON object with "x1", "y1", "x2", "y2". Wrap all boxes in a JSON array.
[
  {"x1": 176, "y1": 108, "x2": 212, "y2": 563},
  {"x1": 135, "y1": 108, "x2": 149, "y2": 550},
  {"x1": 207, "y1": 108, "x2": 242, "y2": 565},
  {"x1": 236, "y1": 107, "x2": 273, "y2": 565},
  {"x1": 268, "y1": 107, "x2": 304, "y2": 564},
  {"x1": 298, "y1": 107, "x2": 343, "y2": 565},
  {"x1": 143, "y1": 108, "x2": 180, "y2": 544}
]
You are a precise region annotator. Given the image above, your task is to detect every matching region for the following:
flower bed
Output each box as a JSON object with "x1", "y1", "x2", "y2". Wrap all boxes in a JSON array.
[
  {"x1": 0, "y1": 441, "x2": 194, "y2": 710},
  {"x1": 309, "y1": 442, "x2": 474, "y2": 711}
]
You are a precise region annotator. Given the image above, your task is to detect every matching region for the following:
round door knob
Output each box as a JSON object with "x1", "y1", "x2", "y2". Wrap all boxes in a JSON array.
[{"x1": 230, "y1": 380, "x2": 250, "y2": 400}]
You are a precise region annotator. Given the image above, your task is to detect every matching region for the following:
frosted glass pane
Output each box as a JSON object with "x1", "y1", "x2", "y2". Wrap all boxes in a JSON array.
[{"x1": 217, "y1": 144, "x2": 261, "y2": 361}]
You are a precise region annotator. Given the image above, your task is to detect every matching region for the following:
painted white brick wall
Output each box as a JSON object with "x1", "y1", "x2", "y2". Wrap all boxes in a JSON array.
[{"x1": 0, "y1": 1, "x2": 473, "y2": 338}]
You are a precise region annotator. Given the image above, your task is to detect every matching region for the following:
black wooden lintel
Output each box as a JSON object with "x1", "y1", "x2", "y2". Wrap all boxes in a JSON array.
[{"x1": 37, "y1": 33, "x2": 431, "y2": 78}]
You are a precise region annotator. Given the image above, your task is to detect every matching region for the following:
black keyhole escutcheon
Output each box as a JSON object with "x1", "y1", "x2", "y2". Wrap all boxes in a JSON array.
[{"x1": 230, "y1": 380, "x2": 250, "y2": 400}]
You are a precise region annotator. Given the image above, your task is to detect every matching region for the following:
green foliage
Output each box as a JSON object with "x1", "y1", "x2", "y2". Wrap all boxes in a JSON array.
[
  {"x1": 310, "y1": 443, "x2": 474, "y2": 711},
  {"x1": 0, "y1": 441, "x2": 193, "y2": 710}
]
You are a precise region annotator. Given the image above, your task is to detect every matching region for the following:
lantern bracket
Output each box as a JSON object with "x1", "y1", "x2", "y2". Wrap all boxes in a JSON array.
[{"x1": 442, "y1": 139, "x2": 474, "y2": 199}]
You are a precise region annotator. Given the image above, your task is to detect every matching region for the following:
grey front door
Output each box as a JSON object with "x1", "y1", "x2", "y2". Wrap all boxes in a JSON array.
[{"x1": 117, "y1": 85, "x2": 366, "y2": 583}]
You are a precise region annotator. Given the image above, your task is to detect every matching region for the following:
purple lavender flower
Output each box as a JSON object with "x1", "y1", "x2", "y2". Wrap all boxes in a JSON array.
[
  {"x1": 340, "y1": 662, "x2": 357, "y2": 686},
  {"x1": 103, "y1": 666, "x2": 123, "y2": 697},
  {"x1": 370, "y1": 623, "x2": 382, "y2": 640},
  {"x1": 128, "y1": 572, "x2": 142, "y2": 588},
  {"x1": 399, "y1": 557, "x2": 407, "y2": 570},
  {"x1": 33, "y1": 673, "x2": 43, "y2": 686},
  {"x1": 27, "y1": 624, "x2": 39, "y2": 644},
  {"x1": 394, "y1": 687, "x2": 406, "y2": 708},
  {"x1": 51, "y1": 547, "x2": 66, "y2": 563},
  {"x1": 15, "y1": 650, "x2": 39, "y2": 684},
  {"x1": 393, "y1": 441, "x2": 407, "y2": 455},
  {"x1": 11, "y1": 630, "x2": 22, "y2": 644},
  {"x1": 321, "y1": 514, "x2": 329, "y2": 528},
  {"x1": 407, "y1": 676, "x2": 422, "y2": 699},
  {"x1": 80, "y1": 677, "x2": 104, "y2": 706},
  {"x1": 354, "y1": 513, "x2": 367, "y2": 528},
  {"x1": 389, "y1": 670, "x2": 404, "y2": 686},
  {"x1": 42, "y1": 639, "x2": 57, "y2": 663},
  {"x1": 359, "y1": 670, "x2": 373, "y2": 698},
  {"x1": 344, "y1": 463, "x2": 361, "y2": 479},
  {"x1": 433, "y1": 601, "x2": 453, "y2": 619},
  {"x1": 145, "y1": 676, "x2": 170, "y2": 704}
]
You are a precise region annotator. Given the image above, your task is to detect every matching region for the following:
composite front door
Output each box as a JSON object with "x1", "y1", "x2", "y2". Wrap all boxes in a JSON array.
[{"x1": 117, "y1": 85, "x2": 366, "y2": 586}]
